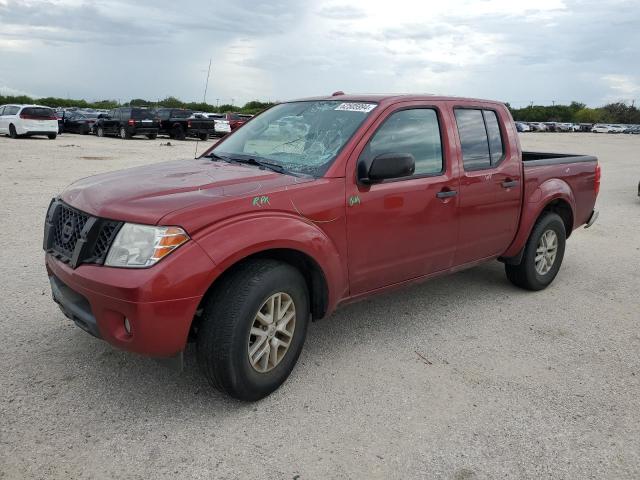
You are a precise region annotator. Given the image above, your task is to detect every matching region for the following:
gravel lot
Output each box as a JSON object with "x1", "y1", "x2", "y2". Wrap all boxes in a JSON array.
[{"x1": 0, "y1": 132, "x2": 638, "y2": 479}]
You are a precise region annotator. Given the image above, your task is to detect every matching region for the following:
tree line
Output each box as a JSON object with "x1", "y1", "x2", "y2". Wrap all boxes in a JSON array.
[
  {"x1": 0, "y1": 94, "x2": 276, "y2": 115},
  {"x1": 508, "y1": 101, "x2": 640, "y2": 124},
  {"x1": 2, "y1": 93, "x2": 639, "y2": 124}
]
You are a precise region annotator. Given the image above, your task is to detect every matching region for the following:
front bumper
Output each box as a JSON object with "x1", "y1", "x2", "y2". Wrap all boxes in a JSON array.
[{"x1": 45, "y1": 240, "x2": 217, "y2": 357}]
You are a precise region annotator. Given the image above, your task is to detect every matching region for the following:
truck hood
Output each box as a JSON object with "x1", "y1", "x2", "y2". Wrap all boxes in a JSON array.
[{"x1": 61, "y1": 158, "x2": 309, "y2": 226}]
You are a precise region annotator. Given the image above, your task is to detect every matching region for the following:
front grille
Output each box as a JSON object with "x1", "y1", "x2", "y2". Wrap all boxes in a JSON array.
[
  {"x1": 52, "y1": 204, "x2": 89, "y2": 259},
  {"x1": 44, "y1": 199, "x2": 123, "y2": 268}
]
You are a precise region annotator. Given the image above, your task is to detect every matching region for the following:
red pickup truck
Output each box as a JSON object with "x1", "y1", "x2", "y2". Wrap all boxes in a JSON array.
[{"x1": 44, "y1": 94, "x2": 600, "y2": 400}]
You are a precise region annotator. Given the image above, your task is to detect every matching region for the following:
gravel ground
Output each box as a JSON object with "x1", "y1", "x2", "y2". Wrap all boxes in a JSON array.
[{"x1": 0, "y1": 132, "x2": 638, "y2": 479}]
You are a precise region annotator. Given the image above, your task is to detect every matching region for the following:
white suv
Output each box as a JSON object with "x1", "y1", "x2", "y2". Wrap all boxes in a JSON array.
[{"x1": 0, "y1": 104, "x2": 58, "y2": 139}]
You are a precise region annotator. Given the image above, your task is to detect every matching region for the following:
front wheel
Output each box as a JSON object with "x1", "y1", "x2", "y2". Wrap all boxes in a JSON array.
[
  {"x1": 505, "y1": 212, "x2": 566, "y2": 291},
  {"x1": 96, "y1": 126, "x2": 105, "y2": 137},
  {"x1": 9, "y1": 124, "x2": 18, "y2": 139},
  {"x1": 197, "y1": 260, "x2": 309, "y2": 401}
]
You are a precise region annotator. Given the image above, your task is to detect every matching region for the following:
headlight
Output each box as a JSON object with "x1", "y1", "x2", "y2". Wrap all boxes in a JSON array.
[{"x1": 104, "y1": 224, "x2": 189, "y2": 268}]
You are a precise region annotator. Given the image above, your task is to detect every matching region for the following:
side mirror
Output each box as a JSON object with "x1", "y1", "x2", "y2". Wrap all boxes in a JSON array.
[{"x1": 358, "y1": 153, "x2": 415, "y2": 184}]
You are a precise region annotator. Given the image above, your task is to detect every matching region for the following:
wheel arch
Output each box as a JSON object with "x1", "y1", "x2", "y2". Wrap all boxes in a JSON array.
[{"x1": 501, "y1": 180, "x2": 576, "y2": 261}]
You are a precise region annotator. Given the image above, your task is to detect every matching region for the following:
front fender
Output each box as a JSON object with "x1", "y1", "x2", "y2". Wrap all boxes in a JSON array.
[
  {"x1": 192, "y1": 213, "x2": 347, "y2": 312},
  {"x1": 502, "y1": 178, "x2": 576, "y2": 258}
]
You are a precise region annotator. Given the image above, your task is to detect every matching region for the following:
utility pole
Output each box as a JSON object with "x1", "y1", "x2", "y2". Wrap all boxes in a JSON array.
[
  {"x1": 216, "y1": 98, "x2": 220, "y2": 107},
  {"x1": 203, "y1": 57, "x2": 212, "y2": 104},
  {"x1": 231, "y1": 98, "x2": 235, "y2": 106},
  {"x1": 552, "y1": 100, "x2": 556, "y2": 106}
]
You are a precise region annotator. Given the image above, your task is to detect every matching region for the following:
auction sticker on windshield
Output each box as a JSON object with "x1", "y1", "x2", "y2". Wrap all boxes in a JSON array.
[{"x1": 334, "y1": 103, "x2": 377, "y2": 113}]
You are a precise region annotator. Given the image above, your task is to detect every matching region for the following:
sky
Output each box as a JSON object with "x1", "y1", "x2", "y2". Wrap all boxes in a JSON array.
[{"x1": 0, "y1": 0, "x2": 639, "y2": 108}]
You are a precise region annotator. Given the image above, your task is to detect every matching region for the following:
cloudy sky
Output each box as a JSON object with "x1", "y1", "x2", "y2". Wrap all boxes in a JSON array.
[{"x1": 0, "y1": 0, "x2": 638, "y2": 107}]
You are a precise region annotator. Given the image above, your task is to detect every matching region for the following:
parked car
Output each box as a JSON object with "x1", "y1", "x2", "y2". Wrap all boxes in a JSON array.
[
  {"x1": 155, "y1": 108, "x2": 216, "y2": 141},
  {"x1": 63, "y1": 111, "x2": 98, "y2": 134},
  {"x1": 515, "y1": 122, "x2": 531, "y2": 132},
  {"x1": 93, "y1": 107, "x2": 159, "y2": 139},
  {"x1": 529, "y1": 122, "x2": 548, "y2": 132},
  {"x1": 201, "y1": 113, "x2": 232, "y2": 136},
  {"x1": 224, "y1": 112, "x2": 252, "y2": 130},
  {"x1": 623, "y1": 125, "x2": 640, "y2": 134},
  {"x1": 608, "y1": 124, "x2": 626, "y2": 133},
  {"x1": 43, "y1": 94, "x2": 600, "y2": 400},
  {"x1": 555, "y1": 123, "x2": 574, "y2": 132},
  {"x1": 543, "y1": 122, "x2": 558, "y2": 132},
  {"x1": 591, "y1": 124, "x2": 612, "y2": 133},
  {"x1": 0, "y1": 104, "x2": 58, "y2": 139}
]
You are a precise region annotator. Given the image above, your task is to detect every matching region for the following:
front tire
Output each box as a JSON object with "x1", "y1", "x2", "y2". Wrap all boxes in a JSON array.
[
  {"x1": 505, "y1": 212, "x2": 566, "y2": 291},
  {"x1": 96, "y1": 126, "x2": 105, "y2": 137},
  {"x1": 197, "y1": 260, "x2": 309, "y2": 401}
]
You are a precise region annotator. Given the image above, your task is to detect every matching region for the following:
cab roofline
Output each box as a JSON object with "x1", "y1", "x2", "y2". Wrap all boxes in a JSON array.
[{"x1": 285, "y1": 93, "x2": 506, "y2": 107}]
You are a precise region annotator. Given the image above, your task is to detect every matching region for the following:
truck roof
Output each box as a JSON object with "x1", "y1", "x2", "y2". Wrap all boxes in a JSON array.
[{"x1": 290, "y1": 93, "x2": 505, "y2": 107}]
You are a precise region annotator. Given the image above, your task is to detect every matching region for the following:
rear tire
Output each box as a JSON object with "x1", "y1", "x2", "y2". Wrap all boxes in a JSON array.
[
  {"x1": 199, "y1": 133, "x2": 208, "y2": 141},
  {"x1": 120, "y1": 127, "x2": 131, "y2": 139},
  {"x1": 505, "y1": 212, "x2": 566, "y2": 291},
  {"x1": 172, "y1": 125, "x2": 186, "y2": 140},
  {"x1": 47, "y1": 133, "x2": 57, "y2": 140},
  {"x1": 9, "y1": 124, "x2": 18, "y2": 139},
  {"x1": 146, "y1": 134, "x2": 157, "y2": 140},
  {"x1": 197, "y1": 260, "x2": 309, "y2": 401}
]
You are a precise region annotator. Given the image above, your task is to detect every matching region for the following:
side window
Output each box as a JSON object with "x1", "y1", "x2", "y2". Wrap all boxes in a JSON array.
[
  {"x1": 0, "y1": 106, "x2": 5, "y2": 115},
  {"x1": 5, "y1": 106, "x2": 19, "y2": 115},
  {"x1": 362, "y1": 108, "x2": 443, "y2": 177},
  {"x1": 454, "y1": 108, "x2": 505, "y2": 170},
  {"x1": 483, "y1": 110, "x2": 503, "y2": 164}
]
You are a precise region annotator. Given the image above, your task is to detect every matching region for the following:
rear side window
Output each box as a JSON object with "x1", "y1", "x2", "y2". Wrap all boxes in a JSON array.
[
  {"x1": 171, "y1": 109, "x2": 192, "y2": 119},
  {"x1": 454, "y1": 108, "x2": 505, "y2": 170},
  {"x1": 483, "y1": 110, "x2": 503, "y2": 164},
  {"x1": 362, "y1": 108, "x2": 443, "y2": 176}
]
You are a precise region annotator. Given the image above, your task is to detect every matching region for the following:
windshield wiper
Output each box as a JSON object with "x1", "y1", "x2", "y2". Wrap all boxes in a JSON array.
[
  {"x1": 225, "y1": 156, "x2": 290, "y2": 175},
  {"x1": 206, "y1": 152, "x2": 229, "y2": 161}
]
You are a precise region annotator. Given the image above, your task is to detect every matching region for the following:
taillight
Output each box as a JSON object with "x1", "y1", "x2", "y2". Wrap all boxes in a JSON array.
[
  {"x1": 187, "y1": 120, "x2": 192, "y2": 128},
  {"x1": 594, "y1": 163, "x2": 601, "y2": 196},
  {"x1": 128, "y1": 119, "x2": 135, "y2": 126}
]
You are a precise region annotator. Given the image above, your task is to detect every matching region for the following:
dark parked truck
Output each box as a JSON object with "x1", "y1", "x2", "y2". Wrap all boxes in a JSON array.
[
  {"x1": 44, "y1": 94, "x2": 600, "y2": 400},
  {"x1": 94, "y1": 107, "x2": 159, "y2": 139},
  {"x1": 155, "y1": 108, "x2": 216, "y2": 140}
]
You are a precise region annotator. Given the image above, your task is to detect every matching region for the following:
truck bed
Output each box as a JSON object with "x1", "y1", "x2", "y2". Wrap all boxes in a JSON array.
[
  {"x1": 522, "y1": 151, "x2": 597, "y2": 166},
  {"x1": 521, "y1": 151, "x2": 598, "y2": 233}
]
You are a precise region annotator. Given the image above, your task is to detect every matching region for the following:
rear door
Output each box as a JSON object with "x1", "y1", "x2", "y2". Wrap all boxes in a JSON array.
[
  {"x1": 345, "y1": 102, "x2": 460, "y2": 294},
  {"x1": 451, "y1": 105, "x2": 522, "y2": 265}
]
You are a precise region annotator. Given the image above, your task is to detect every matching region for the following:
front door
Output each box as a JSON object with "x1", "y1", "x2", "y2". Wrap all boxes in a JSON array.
[
  {"x1": 452, "y1": 106, "x2": 522, "y2": 265},
  {"x1": 346, "y1": 104, "x2": 460, "y2": 295}
]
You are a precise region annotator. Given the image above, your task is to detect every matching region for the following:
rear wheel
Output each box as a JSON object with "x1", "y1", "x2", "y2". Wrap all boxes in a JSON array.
[
  {"x1": 505, "y1": 212, "x2": 566, "y2": 291},
  {"x1": 119, "y1": 127, "x2": 131, "y2": 139},
  {"x1": 199, "y1": 133, "x2": 208, "y2": 141},
  {"x1": 47, "y1": 133, "x2": 57, "y2": 140},
  {"x1": 146, "y1": 134, "x2": 157, "y2": 140},
  {"x1": 9, "y1": 124, "x2": 18, "y2": 139},
  {"x1": 197, "y1": 260, "x2": 309, "y2": 401},
  {"x1": 172, "y1": 125, "x2": 186, "y2": 140}
]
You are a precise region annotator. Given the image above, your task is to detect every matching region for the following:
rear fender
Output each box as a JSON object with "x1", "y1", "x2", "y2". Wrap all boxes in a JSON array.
[
  {"x1": 502, "y1": 178, "x2": 576, "y2": 258},
  {"x1": 193, "y1": 213, "x2": 346, "y2": 313}
]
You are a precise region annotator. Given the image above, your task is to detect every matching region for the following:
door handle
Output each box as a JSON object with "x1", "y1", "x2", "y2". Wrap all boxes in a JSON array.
[
  {"x1": 501, "y1": 180, "x2": 519, "y2": 188},
  {"x1": 436, "y1": 190, "x2": 458, "y2": 199}
]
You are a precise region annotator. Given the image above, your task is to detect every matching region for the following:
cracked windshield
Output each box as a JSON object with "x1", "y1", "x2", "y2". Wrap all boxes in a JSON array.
[{"x1": 212, "y1": 100, "x2": 377, "y2": 176}]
